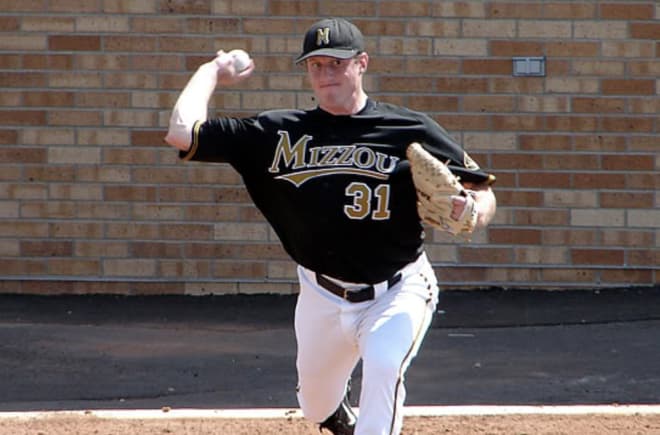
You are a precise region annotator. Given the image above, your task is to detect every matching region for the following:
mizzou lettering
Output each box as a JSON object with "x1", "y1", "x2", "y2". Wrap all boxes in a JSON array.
[{"x1": 268, "y1": 130, "x2": 399, "y2": 178}]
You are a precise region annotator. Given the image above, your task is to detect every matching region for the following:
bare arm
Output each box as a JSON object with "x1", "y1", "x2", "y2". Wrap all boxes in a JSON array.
[{"x1": 164, "y1": 51, "x2": 254, "y2": 152}]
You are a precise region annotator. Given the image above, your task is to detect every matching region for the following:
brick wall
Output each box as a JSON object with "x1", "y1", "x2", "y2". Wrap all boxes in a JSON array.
[{"x1": 0, "y1": 1, "x2": 657, "y2": 295}]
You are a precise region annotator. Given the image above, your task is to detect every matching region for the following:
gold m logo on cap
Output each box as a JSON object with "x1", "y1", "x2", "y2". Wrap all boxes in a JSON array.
[{"x1": 316, "y1": 27, "x2": 330, "y2": 46}]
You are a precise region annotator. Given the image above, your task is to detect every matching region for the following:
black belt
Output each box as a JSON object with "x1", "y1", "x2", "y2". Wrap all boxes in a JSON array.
[{"x1": 315, "y1": 272, "x2": 402, "y2": 303}]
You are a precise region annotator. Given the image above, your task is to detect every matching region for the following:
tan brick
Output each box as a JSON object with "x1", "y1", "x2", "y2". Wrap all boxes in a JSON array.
[
  {"x1": 48, "y1": 110, "x2": 103, "y2": 126},
  {"x1": 463, "y1": 19, "x2": 516, "y2": 37},
  {"x1": 518, "y1": 96, "x2": 569, "y2": 113},
  {"x1": 546, "y1": 191, "x2": 598, "y2": 208},
  {"x1": 433, "y1": 1, "x2": 485, "y2": 18},
  {"x1": 514, "y1": 246, "x2": 568, "y2": 265},
  {"x1": 463, "y1": 96, "x2": 515, "y2": 113},
  {"x1": 627, "y1": 173, "x2": 660, "y2": 190},
  {"x1": 103, "y1": 0, "x2": 157, "y2": 13},
  {"x1": 49, "y1": 184, "x2": 103, "y2": 200},
  {"x1": 492, "y1": 115, "x2": 544, "y2": 132},
  {"x1": 267, "y1": 260, "x2": 297, "y2": 280},
  {"x1": 380, "y1": 1, "x2": 430, "y2": 16},
  {"x1": 603, "y1": 41, "x2": 655, "y2": 57},
  {"x1": 629, "y1": 104, "x2": 660, "y2": 123},
  {"x1": 405, "y1": 58, "x2": 460, "y2": 74},
  {"x1": 628, "y1": 210, "x2": 660, "y2": 228},
  {"x1": 546, "y1": 41, "x2": 600, "y2": 57},
  {"x1": 601, "y1": 268, "x2": 653, "y2": 284},
  {"x1": 628, "y1": 251, "x2": 659, "y2": 268},
  {"x1": 629, "y1": 135, "x2": 658, "y2": 151},
  {"x1": 545, "y1": 78, "x2": 599, "y2": 94},
  {"x1": 571, "y1": 209, "x2": 625, "y2": 227},
  {"x1": 50, "y1": 222, "x2": 104, "y2": 238},
  {"x1": 519, "y1": 20, "x2": 572, "y2": 38},
  {"x1": 77, "y1": 91, "x2": 131, "y2": 108},
  {"x1": 573, "y1": 172, "x2": 626, "y2": 190},
  {"x1": 79, "y1": 129, "x2": 130, "y2": 146},
  {"x1": 572, "y1": 60, "x2": 625, "y2": 76},
  {"x1": 458, "y1": 246, "x2": 512, "y2": 264},
  {"x1": 541, "y1": 229, "x2": 598, "y2": 246},
  {"x1": 0, "y1": 202, "x2": 19, "y2": 218},
  {"x1": 434, "y1": 39, "x2": 487, "y2": 56},
  {"x1": 515, "y1": 209, "x2": 570, "y2": 226},
  {"x1": 25, "y1": 165, "x2": 76, "y2": 182},
  {"x1": 463, "y1": 132, "x2": 516, "y2": 151},
  {"x1": 0, "y1": 219, "x2": 50, "y2": 239},
  {"x1": 104, "y1": 259, "x2": 157, "y2": 277},
  {"x1": 629, "y1": 61, "x2": 660, "y2": 77},
  {"x1": 519, "y1": 134, "x2": 572, "y2": 151},
  {"x1": 104, "y1": 110, "x2": 160, "y2": 127},
  {"x1": 574, "y1": 21, "x2": 628, "y2": 39},
  {"x1": 0, "y1": 259, "x2": 47, "y2": 276},
  {"x1": 160, "y1": 259, "x2": 213, "y2": 279},
  {"x1": 104, "y1": 36, "x2": 158, "y2": 52},
  {"x1": 491, "y1": 77, "x2": 545, "y2": 94},
  {"x1": 541, "y1": 268, "x2": 597, "y2": 283},
  {"x1": 48, "y1": 147, "x2": 101, "y2": 164},
  {"x1": 214, "y1": 222, "x2": 269, "y2": 241},
  {"x1": 573, "y1": 135, "x2": 626, "y2": 152},
  {"x1": 543, "y1": 3, "x2": 596, "y2": 19},
  {"x1": 21, "y1": 16, "x2": 75, "y2": 32},
  {"x1": 0, "y1": 35, "x2": 47, "y2": 50},
  {"x1": 75, "y1": 16, "x2": 130, "y2": 32},
  {"x1": 74, "y1": 240, "x2": 129, "y2": 258},
  {"x1": 21, "y1": 128, "x2": 75, "y2": 145},
  {"x1": 105, "y1": 223, "x2": 160, "y2": 239},
  {"x1": 600, "y1": 3, "x2": 655, "y2": 20},
  {"x1": 131, "y1": 167, "x2": 188, "y2": 184},
  {"x1": 406, "y1": 20, "x2": 460, "y2": 37},
  {"x1": 76, "y1": 202, "x2": 130, "y2": 219},
  {"x1": 162, "y1": 223, "x2": 214, "y2": 240},
  {"x1": 133, "y1": 204, "x2": 185, "y2": 221},
  {"x1": 487, "y1": 2, "x2": 542, "y2": 18},
  {"x1": 0, "y1": 240, "x2": 19, "y2": 255},
  {"x1": 269, "y1": 1, "x2": 318, "y2": 16},
  {"x1": 601, "y1": 230, "x2": 654, "y2": 247}
]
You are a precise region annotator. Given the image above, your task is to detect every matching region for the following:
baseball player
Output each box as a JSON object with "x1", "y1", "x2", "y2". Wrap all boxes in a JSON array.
[{"x1": 165, "y1": 17, "x2": 496, "y2": 435}]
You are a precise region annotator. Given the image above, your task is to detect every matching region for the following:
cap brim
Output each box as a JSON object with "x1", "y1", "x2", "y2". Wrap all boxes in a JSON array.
[{"x1": 295, "y1": 48, "x2": 359, "y2": 64}]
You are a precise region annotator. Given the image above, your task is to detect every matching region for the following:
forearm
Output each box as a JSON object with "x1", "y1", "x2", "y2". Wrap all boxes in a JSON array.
[{"x1": 164, "y1": 62, "x2": 218, "y2": 152}]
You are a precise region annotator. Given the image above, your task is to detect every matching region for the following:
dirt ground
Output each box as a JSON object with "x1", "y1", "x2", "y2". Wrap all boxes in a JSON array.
[{"x1": 3, "y1": 414, "x2": 660, "y2": 435}]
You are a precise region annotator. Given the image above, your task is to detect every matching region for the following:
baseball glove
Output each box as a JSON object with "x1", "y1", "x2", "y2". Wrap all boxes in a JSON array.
[{"x1": 406, "y1": 142, "x2": 478, "y2": 236}]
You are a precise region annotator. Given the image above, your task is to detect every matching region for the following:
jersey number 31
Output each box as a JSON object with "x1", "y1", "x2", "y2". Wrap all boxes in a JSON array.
[{"x1": 344, "y1": 182, "x2": 391, "y2": 221}]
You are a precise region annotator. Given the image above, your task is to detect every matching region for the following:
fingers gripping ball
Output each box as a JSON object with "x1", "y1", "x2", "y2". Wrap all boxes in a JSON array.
[
  {"x1": 229, "y1": 49, "x2": 252, "y2": 73},
  {"x1": 406, "y1": 142, "x2": 478, "y2": 236}
]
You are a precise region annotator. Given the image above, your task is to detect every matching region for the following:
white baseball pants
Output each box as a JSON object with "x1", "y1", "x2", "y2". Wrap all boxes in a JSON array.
[{"x1": 295, "y1": 252, "x2": 439, "y2": 435}]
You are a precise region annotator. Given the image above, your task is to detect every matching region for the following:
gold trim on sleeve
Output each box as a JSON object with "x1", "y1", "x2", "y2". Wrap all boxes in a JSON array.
[{"x1": 181, "y1": 120, "x2": 202, "y2": 161}]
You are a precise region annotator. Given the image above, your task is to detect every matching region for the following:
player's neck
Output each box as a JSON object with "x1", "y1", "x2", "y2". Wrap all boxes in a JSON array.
[{"x1": 320, "y1": 91, "x2": 368, "y2": 116}]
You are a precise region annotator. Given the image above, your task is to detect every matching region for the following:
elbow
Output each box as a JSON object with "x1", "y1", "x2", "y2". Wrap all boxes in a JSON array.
[{"x1": 164, "y1": 125, "x2": 191, "y2": 152}]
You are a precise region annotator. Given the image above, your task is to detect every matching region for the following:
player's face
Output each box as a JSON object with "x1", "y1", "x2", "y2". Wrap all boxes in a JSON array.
[{"x1": 305, "y1": 53, "x2": 368, "y2": 115}]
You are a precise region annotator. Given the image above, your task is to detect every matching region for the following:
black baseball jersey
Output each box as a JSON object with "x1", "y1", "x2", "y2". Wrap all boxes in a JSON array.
[{"x1": 181, "y1": 99, "x2": 493, "y2": 284}]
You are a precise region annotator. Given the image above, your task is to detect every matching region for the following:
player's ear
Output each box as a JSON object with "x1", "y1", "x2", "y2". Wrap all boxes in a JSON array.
[{"x1": 356, "y1": 52, "x2": 368, "y2": 73}]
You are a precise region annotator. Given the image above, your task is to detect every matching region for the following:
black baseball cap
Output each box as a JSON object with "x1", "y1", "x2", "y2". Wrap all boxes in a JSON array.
[{"x1": 295, "y1": 18, "x2": 365, "y2": 64}]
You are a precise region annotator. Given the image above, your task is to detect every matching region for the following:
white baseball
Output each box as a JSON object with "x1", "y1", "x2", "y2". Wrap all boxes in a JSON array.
[{"x1": 229, "y1": 49, "x2": 251, "y2": 72}]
